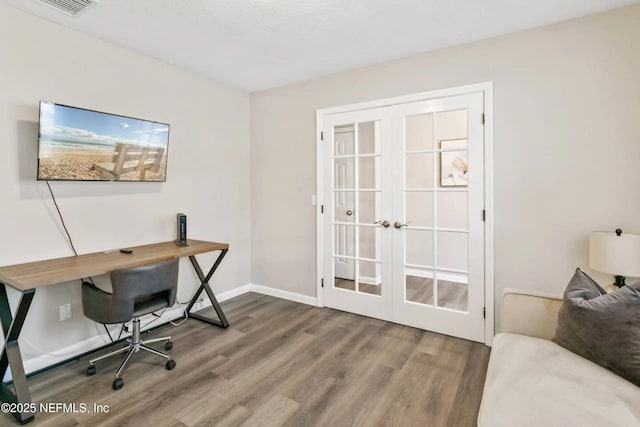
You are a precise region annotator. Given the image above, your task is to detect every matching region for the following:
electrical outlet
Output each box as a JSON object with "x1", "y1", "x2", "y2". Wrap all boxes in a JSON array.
[{"x1": 59, "y1": 303, "x2": 72, "y2": 321}]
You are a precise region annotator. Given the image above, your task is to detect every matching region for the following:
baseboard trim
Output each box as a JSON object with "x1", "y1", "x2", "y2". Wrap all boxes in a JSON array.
[
  {"x1": 17, "y1": 283, "x2": 317, "y2": 379},
  {"x1": 216, "y1": 284, "x2": 253, "y2": 302},
  {"x1": 250, "y1": 284, "x2": 318, "y2": 306}
]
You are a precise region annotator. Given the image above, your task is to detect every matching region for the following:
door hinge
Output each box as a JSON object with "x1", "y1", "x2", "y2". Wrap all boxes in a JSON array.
[
  {"x1": 483, "y1": 307, "x2": 486, "y2": 318},
  {"x1": 482, "y1": 113, "x2": 485, "y2": 125},
  {"x1": 321, "y1": 131, "x2": 324, "y2": 141},
  {"x1": 321, "y1": 278, "x2": 324, "y2": 288},
  {"x1": 482, "y1": 209, "x2": 486, "y2": 221},
  {"x1": 321, "y1": 205, "x2": 324, "y2": 214}
]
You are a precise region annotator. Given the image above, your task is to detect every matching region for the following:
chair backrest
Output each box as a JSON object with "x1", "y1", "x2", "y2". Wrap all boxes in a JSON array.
[
  {"x1": 82, "y1": 257, "x2": 179, "y2": 324},
  {"x1": 111, "y1": 258, "x2": 179, "y2": 314}
]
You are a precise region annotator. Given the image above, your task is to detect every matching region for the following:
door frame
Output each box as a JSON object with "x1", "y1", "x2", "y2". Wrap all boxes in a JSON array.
[{"x1": 316, "y1": 82, "x2": 495, "y2": 346}]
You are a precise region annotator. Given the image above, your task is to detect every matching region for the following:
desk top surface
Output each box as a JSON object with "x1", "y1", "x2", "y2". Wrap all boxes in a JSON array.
[{"x1": 0, "y1": 239, "x2": 228, "y2": 291}]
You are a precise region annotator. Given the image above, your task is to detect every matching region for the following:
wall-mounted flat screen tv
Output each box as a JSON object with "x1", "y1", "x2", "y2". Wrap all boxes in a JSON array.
[{"x1": 37, "y1": 101, "x2": 170, "y2": 182}]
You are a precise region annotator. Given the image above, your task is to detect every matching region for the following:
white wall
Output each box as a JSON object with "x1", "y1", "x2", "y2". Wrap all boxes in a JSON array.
[
  {"x1": 0, "y1": 4, "x2": 250, "y2": 367},
  {"x1": 250, "y1": 5, "x2": 640, "y2": 330}
]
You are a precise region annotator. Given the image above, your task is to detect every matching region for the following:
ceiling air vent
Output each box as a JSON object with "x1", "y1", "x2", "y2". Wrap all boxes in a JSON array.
[{"x1": 38, "y1": 0, "x2": 95, "y2": 16}]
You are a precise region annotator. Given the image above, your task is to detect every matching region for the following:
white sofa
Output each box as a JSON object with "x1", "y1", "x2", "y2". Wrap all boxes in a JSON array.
[{"x1": 478, "y1": 289, "x2": 640, "y2": 427}]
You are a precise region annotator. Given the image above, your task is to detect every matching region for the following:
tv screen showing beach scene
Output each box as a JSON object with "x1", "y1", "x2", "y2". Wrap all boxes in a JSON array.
[{"x1": 37, "y1": 101, "x2": 170, "y2": 182}]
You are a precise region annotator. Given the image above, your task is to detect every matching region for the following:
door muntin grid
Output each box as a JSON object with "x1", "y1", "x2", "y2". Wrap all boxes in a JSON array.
[
  {"x1": 403, "y1": 109, "x2": 469, "y2": 312},
  {"x1": 332, "y1": 121, "x2": 383, "y2": 296}
]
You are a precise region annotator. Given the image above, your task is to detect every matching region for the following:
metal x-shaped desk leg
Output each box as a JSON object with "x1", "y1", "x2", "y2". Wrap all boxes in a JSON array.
[
  {"x1": 185, "y1": 249, "x2": 229, "y2": 328},
  {"x1": 0, "y1": 284, "x2": 35, "y2": 424}
]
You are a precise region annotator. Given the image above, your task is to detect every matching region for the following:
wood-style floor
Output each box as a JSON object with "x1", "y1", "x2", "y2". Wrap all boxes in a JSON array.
[{"x1": 15, "y1": 293, "x2": 490, "y2": 427}]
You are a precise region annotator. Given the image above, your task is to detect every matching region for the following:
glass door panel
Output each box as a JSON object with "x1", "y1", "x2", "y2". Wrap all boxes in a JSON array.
[
  {"x1": 358, "y1": 157, "x2": 379, "y2": 190},
  {"x1": 357, "y1": 122, "x2": 379, "y2": 154},
  {"x1": 436, "y1": 231, "x2": 467, "y2": 271},
  {"x1": 405, "y1": 269, "x2": 434, "y2": 306},
  {"x1": 334, "y1": 125, "x2": 354, "y2": 155},
  {"x1": 436, "y1": 192, "x2": 467, "y2": 229},
  {"x1": 334, "y1": 157, "x2": 354, "y2": 189},
  {"x1": 334, "y1": 222, "x2": 355, "y2": 282},
  {"x1": 334, "y1": 191, "x2": 354, "y2": 220},
  {"x1": 405, "y1": 113, "x2": 433, "y2": 151},
  {"x1": 358, "y1": 192, "x2": 379, "y2": 224},
  {"x1": 405, "y1": 153, "x2": 433, "y2": 189},
  {"x1": 405, "y1": 191, "x2": 433, "y2": 227},
  {"x1": 405, "y1": 230, "x2": 434, "y2": 267},
  {"x1": 436, "y1": 271, "x2": 468, "y2": 311},
  {"x1": 358, "y1": 260, "x2": 382, "y2": 296},
  {"x1": 358, "y1": 226, "x2": 379, "y2": 260}
]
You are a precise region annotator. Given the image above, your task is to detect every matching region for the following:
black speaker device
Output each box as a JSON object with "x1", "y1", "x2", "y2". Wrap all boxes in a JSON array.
[{"x1": 176, "y1": 213, "x2": 188, "y2": 246}]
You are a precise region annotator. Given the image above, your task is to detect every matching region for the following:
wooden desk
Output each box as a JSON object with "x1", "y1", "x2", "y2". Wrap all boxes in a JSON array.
[{"x1": 0, "y1": 239, "x2": 229, "y2": 424}]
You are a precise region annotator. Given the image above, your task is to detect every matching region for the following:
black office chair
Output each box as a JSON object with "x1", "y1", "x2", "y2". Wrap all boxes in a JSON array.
[{"x1": 82, "y1": 257, "x2": 179, "y2": 390}]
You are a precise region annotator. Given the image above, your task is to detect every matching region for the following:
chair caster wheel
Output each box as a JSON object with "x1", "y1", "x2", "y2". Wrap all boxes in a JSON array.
[
  {"x1": 86, "y1": 365, "x2": 96, "y2": 376},
  {"x1": 112, "y1": 377, "x2": 124, "y2": 390},
  {"x1": 166, "y1": 359, "x2": 176, "y2": 370},
  {"x1": 165, "y1": 341, "x2": 173, "y2": 351}
]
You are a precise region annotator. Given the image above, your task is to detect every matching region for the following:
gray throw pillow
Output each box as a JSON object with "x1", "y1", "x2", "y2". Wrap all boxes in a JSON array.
[{"x1": 553, "y1": 268, "x2": 640, "y2": 387}]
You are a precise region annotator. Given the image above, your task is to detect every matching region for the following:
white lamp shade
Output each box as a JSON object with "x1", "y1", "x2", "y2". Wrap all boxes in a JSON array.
[{"x1": 589, "y1": 231, "x2": 640, "y2": 277}]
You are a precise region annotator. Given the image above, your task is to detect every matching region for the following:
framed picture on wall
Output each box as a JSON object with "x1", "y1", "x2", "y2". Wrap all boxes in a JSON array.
[{"x1": 440, "y1": 139, "x2": 468, "y2": 187}]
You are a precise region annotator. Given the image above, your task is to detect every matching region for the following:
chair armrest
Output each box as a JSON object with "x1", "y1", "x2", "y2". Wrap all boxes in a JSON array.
[{"x1": 501, "y1": 288, "x2": 563, "y2": 340}]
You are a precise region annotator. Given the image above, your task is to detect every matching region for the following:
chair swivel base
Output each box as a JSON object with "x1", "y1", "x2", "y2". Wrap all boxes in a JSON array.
[{"x1": 86, "y1": 317, "x2": 176, "y2": 390}]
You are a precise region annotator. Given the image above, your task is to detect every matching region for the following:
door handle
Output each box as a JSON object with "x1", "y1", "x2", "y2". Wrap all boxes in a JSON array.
[
  {"x1": 375, "y1": 220, "x2": 390, "y2": 228},
  {"x1": 394, "y1": 221, "x2": 409, "y2": 229},
  {"x1": 346, "y1": 210, "x2": 353, "y2": 216}
]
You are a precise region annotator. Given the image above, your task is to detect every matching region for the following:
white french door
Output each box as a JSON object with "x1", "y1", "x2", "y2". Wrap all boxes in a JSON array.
[
  {"x1": 321, "y1": 90, "x2": 487, "y2": 342},
  {"x1": 391, "y1": 93, "x2": 484, "y2": 341},
  {"x1": 322, "y1": 107, "x2": 394, "y2": 320}
]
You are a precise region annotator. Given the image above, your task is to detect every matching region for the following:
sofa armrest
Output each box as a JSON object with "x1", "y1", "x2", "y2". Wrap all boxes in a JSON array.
[{"x1": 501, "y1": 288, "x2": 563, "y2": 340}]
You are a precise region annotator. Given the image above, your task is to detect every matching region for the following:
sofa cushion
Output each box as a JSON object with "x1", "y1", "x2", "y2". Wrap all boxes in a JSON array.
[
  {"x1": 553, "y1": 268, "x2": 640, "y2": 386},
  {"x1": 478, "y1": 333, "x2": 640, "y2": 427}
]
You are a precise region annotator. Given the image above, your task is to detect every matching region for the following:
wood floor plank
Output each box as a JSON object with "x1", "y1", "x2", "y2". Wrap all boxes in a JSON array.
[
  {"x1": 207, "y1": 405, "x2": 254, "y2": 427},
  {"x1": 309, "y1": 363, "x2": 397, "y2": 427},
  {"x1": 278, "y1": 323, "x2": 381, "y2": 407},
  {"x1": 358, "y1": 350, "x2": 440, "y2": 426},
  {"x1": 176, "y1": 331, "x2": 318, "y2": 425},
  {"x1": 13, "y1": 292, "x2": 490, "y2": 427},
  {"x1": 239, "y1": 394, "x2": 299, "y2": 427},
  {"x1": 83, "y1": 361, "x2": 229, "y2": 426},
  {"x1": 279, "y1": 377, "x2": 337, "y2": 427},
  {"x1": 235, "y1": 324, "x2": 353, "y2": 411},
  {"x1": 446, "y1": 341, "x2": 492, "y2": 427}
]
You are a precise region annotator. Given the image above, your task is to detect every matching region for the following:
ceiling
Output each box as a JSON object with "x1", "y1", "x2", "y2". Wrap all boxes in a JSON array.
[{"x1": 5, "y1": 0, "x2": 640, "y2": 92}]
